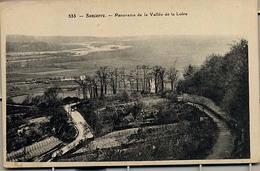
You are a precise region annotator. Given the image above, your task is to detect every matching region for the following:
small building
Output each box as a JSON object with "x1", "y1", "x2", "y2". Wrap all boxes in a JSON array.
[
  {"x1": 80, "y1": 75, "x2": 86, "y2": 81},
  {"x1": 150, "y1": 80, "x2": 156, "y2": 93},
  {"x1": 61, "y1": 77, "x2": 75, "y2": 81}
]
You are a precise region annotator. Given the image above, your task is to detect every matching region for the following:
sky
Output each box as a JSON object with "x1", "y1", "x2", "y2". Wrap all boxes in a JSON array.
[{"x1": 0, "y1": 0, "x2": 255, "y2": 37}]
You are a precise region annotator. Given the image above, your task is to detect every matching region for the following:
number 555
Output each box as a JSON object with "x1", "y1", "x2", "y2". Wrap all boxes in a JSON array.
[{"x1": 68, "y1": 14, "x2": 76, "y2": 18}]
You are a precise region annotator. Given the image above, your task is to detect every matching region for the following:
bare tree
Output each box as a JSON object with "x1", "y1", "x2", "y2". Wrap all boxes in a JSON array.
[
  {"x1": 93, "y1": 77, "x2": 99, "y2": 98},
  {"x1": 167, "y1": 67, "x2": 179, "y2": 92},
  {"x1": 152, "y1": 66, "x2": 165, "y2": 93},
  {"x1": 86, "y1": 76, "x2": 98, "y2": 98},
  {"x1": 75, "y1": 77, "x2": 88, "y2": 100},
  {"x1": 75, "y1": 75, "x2": 97, "y2": 99},
  {"x1": 127, "y1": 70, "x2": 135, "y2": 93},
  {"x1": 135, "y1": 66, "x2": 141, "y2": 92},
  {"x1": 96, "y1": 66, "x2": 108, "y2": 97},
  {"x1": 140, "y1": 65, "x2": 150, "y2": 92},
  {"x1": 146, "y1": 72, "x2": 153, "y2": 93},
  {"x1": 109, "y1": 68, "x2": 119, "y2": 94},
  {"x1": 159, "y1": 67, "x2": 165, "y2": 92},
  {"x1": 119, "y1": 68, "x2": 127, "y2": 92}
]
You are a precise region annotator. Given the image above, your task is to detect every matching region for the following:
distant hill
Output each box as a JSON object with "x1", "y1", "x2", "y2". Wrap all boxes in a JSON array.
[
  {"x1": 6, "y1": 35, "x2": 122, "y2": 52},
  {"x1": 6, "y1": 35, "x2": 117, "y2": 44},
  {"x1": 6, "y1": 41, "x2": 84, "y2": 53}
]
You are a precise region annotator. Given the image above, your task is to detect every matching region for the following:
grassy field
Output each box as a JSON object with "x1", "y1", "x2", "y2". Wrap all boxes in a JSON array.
[{"x1": 7, "y1": 80, "x2": 80, "y2": 100}]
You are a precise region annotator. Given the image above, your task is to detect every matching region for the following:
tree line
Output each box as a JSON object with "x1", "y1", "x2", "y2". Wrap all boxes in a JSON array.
[
  {"x1": 177, "y1": 39, "x2": 248, "y2": 121},
  {"x1": 75, "y1": 65, "x2": 179, "y2": 99},
  {"x1": 177, "y1": 39, "x2": 249, "y2": 158}
]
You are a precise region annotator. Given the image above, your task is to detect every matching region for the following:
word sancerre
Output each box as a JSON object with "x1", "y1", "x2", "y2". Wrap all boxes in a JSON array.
[{"x1": 86, "y1": 13, "x2": 106, "y2": 18}]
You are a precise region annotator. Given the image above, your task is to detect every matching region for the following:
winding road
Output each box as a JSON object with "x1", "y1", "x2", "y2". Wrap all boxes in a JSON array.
[
  {"x1": 48, "y1": 103, "x2": 93, "y2": 160},
  {"x1": 184, "y1": 95, "x2": 235, "y2": 159}
]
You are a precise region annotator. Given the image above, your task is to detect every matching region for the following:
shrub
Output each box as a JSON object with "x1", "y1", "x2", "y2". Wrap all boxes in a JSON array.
[
  {"x1": 116, "y1": 91, "x2": 130, "y2": 103},
  {"x1": 165, "y1": 92, "x2": 178, "y2": 103},
  {"x1": 62, "y1": 96, "x2": 81, "y2": 104}
]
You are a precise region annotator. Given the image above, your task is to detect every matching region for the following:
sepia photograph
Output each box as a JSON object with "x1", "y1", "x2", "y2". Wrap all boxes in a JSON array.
[
  {"x1": 5, "y1": 35, "x2": 251, "y2": 163},
  {"x1": 1, "y1": 0, "x2": 259, "y2": 167}
]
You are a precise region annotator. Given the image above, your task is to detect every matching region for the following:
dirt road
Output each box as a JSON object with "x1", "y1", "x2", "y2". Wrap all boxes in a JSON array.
[
  {"x1": 186, "y1": 100, "x2": 235, "y2": 159},
  {"x1": 49, "y1": 103, "x2": 93, "y2": 160}
]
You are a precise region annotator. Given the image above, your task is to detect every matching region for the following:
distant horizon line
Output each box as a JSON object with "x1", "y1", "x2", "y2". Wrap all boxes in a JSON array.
[{"x1": 6, "y1": 34, "x2": 241, "y2": 39}]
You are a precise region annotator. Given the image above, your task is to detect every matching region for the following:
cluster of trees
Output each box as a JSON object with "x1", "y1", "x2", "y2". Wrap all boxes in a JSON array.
[
  {"x1": 76, "y1": 93, "x2": 143, "y2": 136},
  {"x1": 177, "y1": 39, "x2": 249, "y2": 157},
  {"x1": 22, "y1": 87, "x2": 77, "y2": 142},
  {"x1": 24, "y1": 87, "x2": 63, "y2": 117},
  {"x1": 178, "y1": 39, "x2": 248, "y2": 121},
  {"x1": 75, "y1": 65, "x2": 179, "y2": 99},
  {"x1": 7, "y1": 87, "x2": 71, "y2": 152}
]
